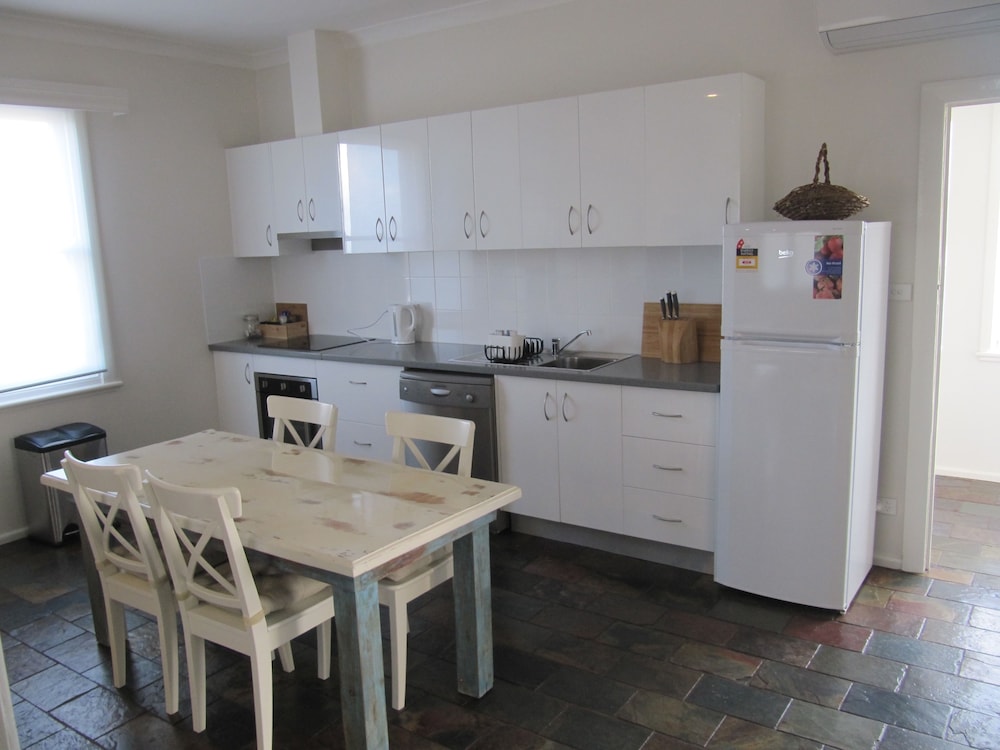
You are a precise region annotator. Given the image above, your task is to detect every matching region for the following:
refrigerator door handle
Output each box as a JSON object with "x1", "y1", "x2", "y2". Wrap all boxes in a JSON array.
[{"x1": 726, "y1": 338, "x2": 857, "y2": 352}]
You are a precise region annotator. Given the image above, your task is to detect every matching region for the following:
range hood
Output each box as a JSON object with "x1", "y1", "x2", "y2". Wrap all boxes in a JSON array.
[{"x1": 817, "y1": 0, "x2": 1000, "y2": 52}]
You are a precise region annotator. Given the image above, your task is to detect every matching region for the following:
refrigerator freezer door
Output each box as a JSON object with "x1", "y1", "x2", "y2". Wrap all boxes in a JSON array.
[
  {"x1": 723, "y1": 224, "x2": 864, "y2": 344},
  {"x1": 716, "y1": 338, "x2": 862, "y2": 610}
]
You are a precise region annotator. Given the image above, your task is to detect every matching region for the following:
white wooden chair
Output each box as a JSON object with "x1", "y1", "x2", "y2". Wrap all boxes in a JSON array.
[
  {"x1": 0, "y1": 633, "x2": 20, "y2": 750},
  {"x1": 266, "y1": 394, "x2": 338, "y2": 450},
  {"x1": 379, "y1": 410, "x2": 475, "y2": 710},
  {"x1": 144, "y1": 472, "x2": 334, "y2": 750},
  {"x1": 60, "y1": 452, "x2": 180, "y2": 715}
]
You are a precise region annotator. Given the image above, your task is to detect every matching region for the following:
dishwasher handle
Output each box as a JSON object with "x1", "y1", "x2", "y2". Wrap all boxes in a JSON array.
[{"x1": 430, "y1": 387, "x2": 451, "y2": 397}]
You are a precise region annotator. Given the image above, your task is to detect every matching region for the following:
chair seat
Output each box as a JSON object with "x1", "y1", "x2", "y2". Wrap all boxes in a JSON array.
[{"x1": 383, "y1": 545, "x2": 452, "y2": 583}]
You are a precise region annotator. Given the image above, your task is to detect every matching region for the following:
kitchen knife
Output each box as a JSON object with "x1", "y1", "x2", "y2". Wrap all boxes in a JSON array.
[
  {"x1": 659, "y1": 296, "x2": 667, "y2": 320},
  {"x1": 665, "y1": 292, "x2": 675, "y2": 320},
  {"x1": 671, "y1": 291, "x2": 680, "y2": 319}
]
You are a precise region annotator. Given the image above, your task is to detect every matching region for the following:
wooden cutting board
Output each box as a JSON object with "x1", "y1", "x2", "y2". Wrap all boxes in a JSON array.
[{"x1": 641, "y1": 302, "x2": 721, "y2": 363}]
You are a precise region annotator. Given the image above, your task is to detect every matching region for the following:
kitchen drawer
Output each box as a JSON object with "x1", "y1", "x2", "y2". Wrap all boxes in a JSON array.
[
  {"x1": 623, "y1": 436, "x2": 716, "y2": 498},
  {"x1": 253, "y1": 354, "x2": 317, "y2": 379},
  {"x1": 624, "y1": 487, "x2": 714, "y2": 551},
  {"x1": 336, "y1": 420, "x2": 394, "y2": 462},
  {"x1": 316, "y1": 361, "x2": 402, "y2": 424},
  {"x1": 622, "y1": 386, "x2": 717, "y2": 445}
]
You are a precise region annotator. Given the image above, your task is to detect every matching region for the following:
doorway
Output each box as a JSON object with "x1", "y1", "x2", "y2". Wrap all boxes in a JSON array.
[{"x1": 904, "y1": 75, "x2": 1000, "y2": 572}]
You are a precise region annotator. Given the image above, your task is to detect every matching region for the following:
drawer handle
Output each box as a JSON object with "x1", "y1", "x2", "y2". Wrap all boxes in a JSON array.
[
  {"x1": 348, "y1": 380, "x2": 368, "y2": 386},
  {"x1": 652, "y1": 412, "x2": 683, "y2": 418},
  {"x1": 353, "y1": 440, "x2": 372, "y2": 447},
  {"x1": 653, "y1": 464, "x2": 683, "y2": 472},
  {"x1": 653, "y1": 515, "x2": 683, "y2": 524}
]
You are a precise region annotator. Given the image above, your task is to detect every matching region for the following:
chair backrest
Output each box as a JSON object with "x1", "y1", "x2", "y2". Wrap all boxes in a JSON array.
[
  {"x1": 61, "y1": 451, "x2": 167, "y2": 584},
  {"x1": 385, "y1": 411, "x2": 475, "y2": 478},
  {"x1": 144, "y1": 472, "x2": 263, "y2": 623},
  {"x1": 267, "y1": 395, "x2": 338, "y2": 450}
]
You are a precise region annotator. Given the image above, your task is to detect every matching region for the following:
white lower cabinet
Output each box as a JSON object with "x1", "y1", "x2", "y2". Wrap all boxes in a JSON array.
[
  {"x1": 214, "y1": 352, "x2": 259, "y2": 437},
  {"x1": 316, "y1": 361, "x2": 400, "y2": 460},
  {"x1": 621, "y1": 386, "x2": 718, "y2": 551},
  {"x1": 496, "y1": 376, "x2": 622, "y2": 532}
]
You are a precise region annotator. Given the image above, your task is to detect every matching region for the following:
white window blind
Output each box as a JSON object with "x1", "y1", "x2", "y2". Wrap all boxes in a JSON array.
[{"x1": 0, "y1": 103, "x2": 114, "y2": 402}]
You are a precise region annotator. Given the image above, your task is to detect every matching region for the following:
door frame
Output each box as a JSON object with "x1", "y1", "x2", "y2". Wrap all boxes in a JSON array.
[{"x1": 903, "y1": 74, "x2": 1000, "y2": 572}]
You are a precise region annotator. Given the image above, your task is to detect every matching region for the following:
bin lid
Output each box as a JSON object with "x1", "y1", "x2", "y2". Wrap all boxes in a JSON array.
[{"x1": 14, "y1": 422, "x2": 107, "y2": 453}]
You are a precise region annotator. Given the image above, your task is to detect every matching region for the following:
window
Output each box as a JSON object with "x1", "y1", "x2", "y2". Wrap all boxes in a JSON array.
[{"x1": 0, "y1": 103, "x2": 116, "y2": 405}]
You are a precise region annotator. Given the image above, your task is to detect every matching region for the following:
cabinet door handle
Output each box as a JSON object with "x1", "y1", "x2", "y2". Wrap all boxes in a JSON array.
[
  {"x1": 353, "y1": 440, "x2": 373, "y2": 447},
  {"x1": 561, "y1": 392, "x2": 570, "y2": 422},
  {"x1": 348, "y1": 380, "x2": 368, "y2": 386},
  {"x1": 479, "y1": 210, "x2": 489, "y2": 238},
  {"x1": 653, "y1": 464, "x2": 683, "y2": 472},
  {"x1": 568, "y1": 205, "x2": 577, "y2": 236},
  {"x1": 297, "y1": 199, "x2": 305, "y2": 222},
  {"x1": 266, "y1": 224, "x2": 273, "y2": 247},
  {"x1": 586, "y1": 204, "x2": 595, "y2": 235},
  {"x1": 375, "y1": 217, "x2": 384, "y2": 242},
  {"x1": 243, "y1": 362, "x2": 251, "y2": 385},
  {"x1": 652, "y1": 412, "x2": 683, "y2": 418},
  {"x1": 543, "y1": 391, "x2": 554, "y2": 421},
  {"x1": 464, "y1": 211, "x2": 473, "y2": 239},
  {"x1": 308, "y1": 198, "x2": 316, "y2": 221},
  {"x1": 389, "y1": 215, "x2": 398, "y2": 241},
  {"x1": 653, "y1": 514, "x2": 683, "y2": 524},
  {"x1": 724, "y1": 196, "x2": 733, "y2": 224}
]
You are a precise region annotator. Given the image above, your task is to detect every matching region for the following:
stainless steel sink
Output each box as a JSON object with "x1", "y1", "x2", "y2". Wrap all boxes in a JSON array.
[{"x1": 536, "y1": 354, "x2": 631, "y2": 371}]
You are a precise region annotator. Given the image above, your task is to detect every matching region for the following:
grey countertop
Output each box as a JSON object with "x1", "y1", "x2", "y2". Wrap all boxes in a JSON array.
[{"x1": 210, "y1": 338, "x2": 720, "y2": 393}]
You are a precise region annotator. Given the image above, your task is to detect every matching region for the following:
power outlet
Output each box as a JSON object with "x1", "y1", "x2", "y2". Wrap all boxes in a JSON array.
[
  {"x1": 889, "y1": 283, "x2": 912, "y2": 301},
  {"x1": 876, "y1": 497, "x2": 897, "y2": 515}
]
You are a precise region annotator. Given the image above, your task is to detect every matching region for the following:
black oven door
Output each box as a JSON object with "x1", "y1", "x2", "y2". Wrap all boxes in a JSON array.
[{"x1": 254, "y1": 372, "x2": 320, "y2": 444}]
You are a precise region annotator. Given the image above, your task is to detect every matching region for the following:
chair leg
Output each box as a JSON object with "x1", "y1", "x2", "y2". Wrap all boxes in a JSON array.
[
  {"x1": 277, "y1": 643, "x2": 294, "y2": 673},
  {"x1": 186, "y1": 634, "x2": 207, "y2": 733},
  {"x1": 317, "y1": 620, "x2": 331, "y2": 680},
  {"x1": 250, "y1": 643, "x2": 274, "y2": 750},
  {"x1": 105, "y1": 598, "x2": 127, "y2": 689},
  {"x1": 155, "y1": 600, "x2": 180, "y2": 715},
  {"x1": 388, "y1": 598, "x2": 408, "y2": 710}
]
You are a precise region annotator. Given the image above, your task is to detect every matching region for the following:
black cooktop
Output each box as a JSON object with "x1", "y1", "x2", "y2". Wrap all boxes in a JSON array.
[{"x1": 256, "y1": 334, "x2": 373, "y2": 352}]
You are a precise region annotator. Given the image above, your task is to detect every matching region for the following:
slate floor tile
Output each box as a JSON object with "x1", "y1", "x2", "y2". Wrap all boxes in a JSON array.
[
  {"x1": 783, "y1": 616, "x2": 873, "y2": 652},
  {"x1": 725, "y1": 626, "x2": 819, "y2": 667},
  {"x1": 545, "y1": 705, "x2": 652, "y2": 750},
  {"x1": 959, "y1": 651, "x2": 1000, "y2": 685},
  {"x1": 685, "y1": 673, "x2": 790, "y2": 728},
  {"x1": 865, "y1": 631, "x2": 964, "y2": 674},
  {"x1": 10, "y1": 613, "x2": 86, "y2": 652},
  {"x1": 807, "y1": 645, "x2": 906, "y2": 691},
  {"x1": 2, "y1": 642, "x2": 57, "y2": 684},
  {"x1": 707, "y1": 716, "x2": 824, "y2": 749},
  {"x1": 491, "y1": 644, "x2": 560, "y2": 689},
  {"x1": 12, "y1": 662, "x2": 98, "y2": 712},
  {"x1": 584, "y1": 591, "x2": 667, "y2": 626},
  {"x1": 970, "y1": 606, "x2": 1000, "y2": 631},
  {"x1": 49, "y1": 685, "x2": 145, "y2": 740},
  {"x1": 596, "y1": 621, "x2": 684, "y2": 659},
  {"x1": 777, "y1": 699, "x2": 885, "y2": 750},
  {"x1": 531, "y1": 603, "x2": 613, "y2": 639},
  {"x1": 921, "y1": 617, "x2": 1000, "y2": 656},
  {"x1": 616, "y1": 689, "x2": 723, "y2": 745},
  {"x1": 928, "y1": 580, "x2": 1000, "y2": 610},
  {"x1": 945, "y1": 707, "x2": 1000, "y2": 748},
  {"x1": 395, "y1": 693, "x2": 504, "y2": 749},
  {"x1": 537, "y1": 666, "x2": 636, "y2": 714},
  {"x1": 670, "y1": 641, "x2": 761, "y2": 681},
  {"x1": 901, "y1": 664, "x2": 1000, "y2": 716},
  {"x1": 654, "y1": 609, "x2": 740, "y2": 645},
  {"x1": 887, "y1": 591, "x2": 973, "y2": 622},
  {"x1": 841, "y1": 682, "x2": 952, "y2": 736},
  {"x1": 865, "y1": 568, "x2": 933, "y2": 596},
  {"x1": 535, "y1": 631, "x2": 623, "y2": 675},
  {"x1": 879, "y1": 724, "x2": 976, "y2": 750},
  {"x1": 605, "y1": 652, "x2": 702, "y2": 700},
  {"x1": 467, "y1": 723, "x2": 572, "y2": 750},
  {"x1": 12, "y1": 699, "x2": 65, "y2": 747},
  {"x1": 40, "y1": 631, "x2": 111, "y2": 674},
  {"x1": 471, "y1": 679, "x2": 565, "y2": 733},
  {"x1": 707, "y1": 597, "x2": 794, "y2": 634},
  {"x1": 838, "y1": 602, "x2": 926, "y2": 638},
  {"x1": 750, "y1": 659, "x2": 852, "y2": 708},
  {"x1": 98, "y1": 712, "x2": 216, "y2": 749}
]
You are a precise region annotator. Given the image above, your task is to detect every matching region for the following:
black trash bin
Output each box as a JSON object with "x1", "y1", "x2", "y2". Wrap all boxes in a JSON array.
[{"x1": 14, "y1": 422, "x2": 108, "y2": 545}]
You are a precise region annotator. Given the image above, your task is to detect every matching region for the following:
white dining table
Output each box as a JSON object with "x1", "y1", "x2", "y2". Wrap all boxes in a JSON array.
[{"x1": 41, "y1": 429, "x2": 521, "y2": 750}]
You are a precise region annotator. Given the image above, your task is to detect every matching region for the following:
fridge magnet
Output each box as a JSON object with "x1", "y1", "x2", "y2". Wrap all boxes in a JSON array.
[
  {"x1": 734, "y1": 238, "x2": 758, "y2": 270},
  {"x1": 806, "y1": 234, "x2": 844, "y2": 300}
]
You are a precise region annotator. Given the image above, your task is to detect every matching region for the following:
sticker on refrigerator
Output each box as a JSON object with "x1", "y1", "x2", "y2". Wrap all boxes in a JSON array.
[
  {"x1": 806, "y1": 235, "x2": 844, "y2": 300},
  {"x1": 734, "y1": 238, "x2": 758, "y2": 270}
]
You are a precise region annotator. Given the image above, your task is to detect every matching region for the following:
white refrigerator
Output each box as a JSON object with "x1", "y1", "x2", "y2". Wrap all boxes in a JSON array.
[{"x1": 716, "y1": 220, "x2": 891, "y2": 611}]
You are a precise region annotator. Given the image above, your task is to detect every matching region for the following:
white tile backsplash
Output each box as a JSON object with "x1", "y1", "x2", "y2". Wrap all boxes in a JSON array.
[{"x1": 205, "y1": 244, "x2": 721, "y2": 351}]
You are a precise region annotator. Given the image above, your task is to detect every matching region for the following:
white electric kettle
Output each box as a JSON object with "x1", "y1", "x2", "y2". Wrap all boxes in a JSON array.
[{"x1": 389, "y1": 304, "x2": 417, "y2": 344}]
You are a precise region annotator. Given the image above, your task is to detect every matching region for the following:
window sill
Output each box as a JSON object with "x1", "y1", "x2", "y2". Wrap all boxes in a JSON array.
[{"x1": 0, "y1": 380, "x2": 123, "y2": 411}]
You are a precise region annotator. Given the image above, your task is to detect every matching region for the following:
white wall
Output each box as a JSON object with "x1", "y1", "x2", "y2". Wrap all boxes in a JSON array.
[
  {"x1": 935, "y1": 103, "x2": 1000, "y2": 482},
  {"x1": 253, "y1": 0, "x2": 1000, "y2": 568},
  {"x1": 0, "y1": 32, "x2": 259, "y2": 540}
]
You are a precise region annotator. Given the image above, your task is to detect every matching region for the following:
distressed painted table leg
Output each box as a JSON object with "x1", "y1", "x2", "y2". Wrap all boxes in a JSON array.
[
  {"x1": 452, "y1": 523, "x2": 493, "y2": 698},
  {"x1": 330, "y1": 576, "x2": 388, "y2": 750}
]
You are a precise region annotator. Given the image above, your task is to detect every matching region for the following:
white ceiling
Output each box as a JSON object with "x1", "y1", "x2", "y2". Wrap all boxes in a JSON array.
[{"x1": 0, "y1": 0, "x2": 571, "y2": 65}]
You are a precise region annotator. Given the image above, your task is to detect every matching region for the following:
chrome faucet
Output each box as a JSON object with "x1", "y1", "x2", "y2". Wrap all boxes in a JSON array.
[{"x1": 552, "y1": 329, "x2": 591, "y2": 355}]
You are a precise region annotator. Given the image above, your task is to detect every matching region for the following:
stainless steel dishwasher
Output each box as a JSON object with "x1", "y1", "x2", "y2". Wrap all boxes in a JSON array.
[{"x1": 398, "y1": 369, "x2": 508, "y2": 532}]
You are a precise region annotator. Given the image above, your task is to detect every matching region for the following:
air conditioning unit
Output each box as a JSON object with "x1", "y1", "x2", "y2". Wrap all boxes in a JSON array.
[{"x1": 817, "y1": 0, "x2": 1000, "y2": 52}]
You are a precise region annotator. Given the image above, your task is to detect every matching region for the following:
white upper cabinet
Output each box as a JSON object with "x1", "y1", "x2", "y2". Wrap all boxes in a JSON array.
[
  {"x1": 301, "y1": 133, "x2": 343, "y2": 235},
  {"x1": 644, "y1": 73, "x2": 765, "y2": 247},
  {"x1": 471, "y1": 105, "x2": 521, "y2": 251},
  {"x1": 380, "y1": 118, "x2": 432, "y2": 253},
  {"x1": 339, "y1": 125, "x2": 387, "y2": 253},
  {"x1": 226, "y1": 143, "x2": 276, "y2": 257},
  {"x1": 428, "y1": 112, "x2": 477, "y2": 252},
  {"x1": 579, "y1": 86, "x2": 645, "y2": 248},
  {"x1": 270, "y1": 138, "x2": 309, "y2": 235},
  {"x1": 519, "y1": 96, "x2": 582, "y2": 249}
]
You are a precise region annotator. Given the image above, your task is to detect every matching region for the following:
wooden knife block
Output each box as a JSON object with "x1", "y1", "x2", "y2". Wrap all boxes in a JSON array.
[
  {"x1": 658, "y1": 319, "x2": 699, "y2": 364},
  {"x1": 641, "y1": 302, "x2": 722, "y2": 363}
]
